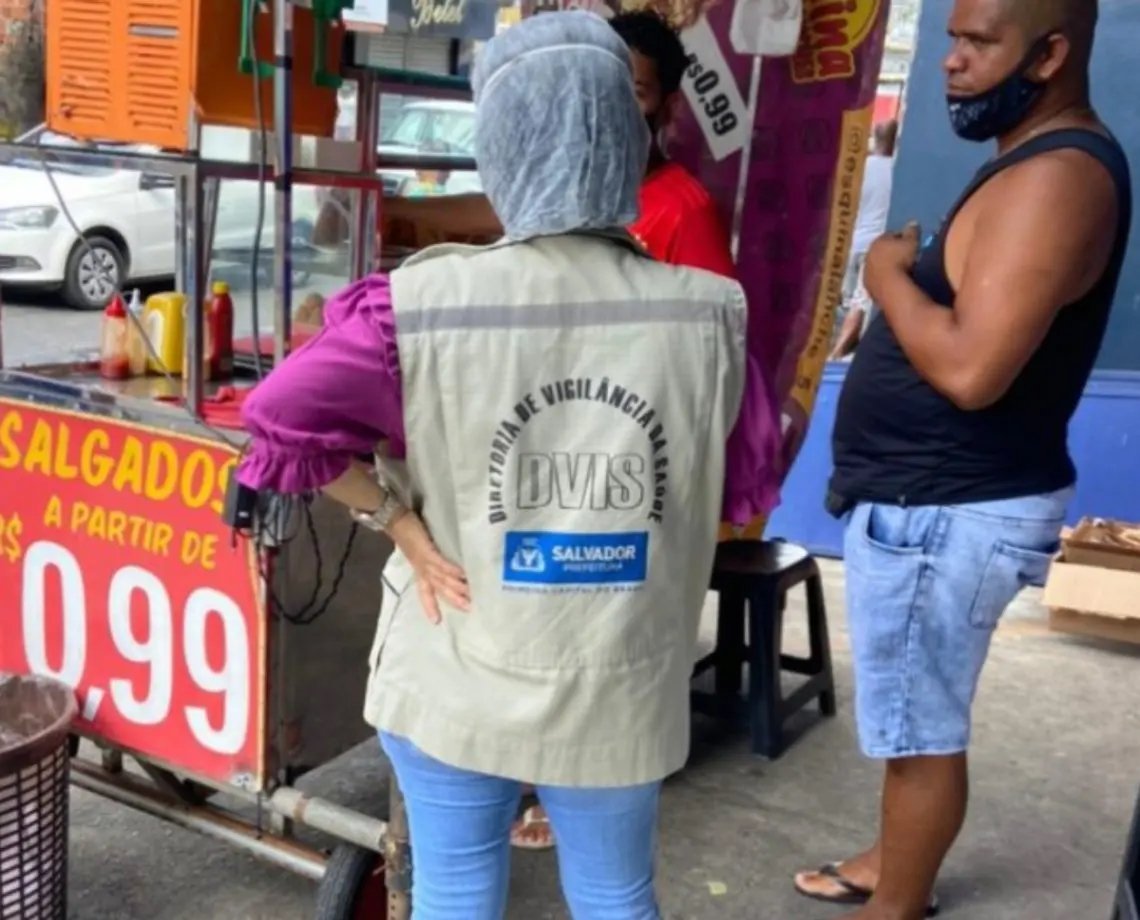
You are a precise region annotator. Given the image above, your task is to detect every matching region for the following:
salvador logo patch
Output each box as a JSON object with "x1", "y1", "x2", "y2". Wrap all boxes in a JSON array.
[{"x1": 503, "y1": 531, "x2": 649, "y2": 587}]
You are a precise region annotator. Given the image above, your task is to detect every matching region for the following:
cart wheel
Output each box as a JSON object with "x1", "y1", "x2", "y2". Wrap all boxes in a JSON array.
[{"x1": 314, "y1": 844, "x2": 388, "y2": 920}]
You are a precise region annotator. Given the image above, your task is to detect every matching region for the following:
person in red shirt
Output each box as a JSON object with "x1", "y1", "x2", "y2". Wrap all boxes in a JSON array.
[
  {"x1": 379, "y1": 12, "x2": 736, "y2": 284},
  {"x1": 616, "y1": 9, "x2": 737, "y2": 279},
  {"x1": 511, "y1": 8, "x2": 739, "y2": 853}
]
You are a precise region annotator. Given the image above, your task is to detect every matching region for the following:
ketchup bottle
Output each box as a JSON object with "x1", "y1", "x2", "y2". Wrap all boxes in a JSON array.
[
  {"x1": 207, "y1": 281, "x2": 234, "y2": 379},
  {"x1": 99, "y1": 293, "x2": 131, "y2": 380}
]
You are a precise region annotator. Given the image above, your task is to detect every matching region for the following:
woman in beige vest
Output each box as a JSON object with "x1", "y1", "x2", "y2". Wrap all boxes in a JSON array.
[{"x1": 239, "y1": 10, "x2": 778, "y2": 918}]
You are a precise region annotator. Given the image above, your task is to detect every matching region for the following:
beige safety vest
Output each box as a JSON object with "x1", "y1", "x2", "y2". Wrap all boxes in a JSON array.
[{"x1": 364, "y1": 232, "x2": 747, "y2": 787}]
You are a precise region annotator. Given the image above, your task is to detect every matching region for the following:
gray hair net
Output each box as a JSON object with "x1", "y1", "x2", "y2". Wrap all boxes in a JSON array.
[{"x1": 472, "y1": 11, "x2": 650, "y2": 241}]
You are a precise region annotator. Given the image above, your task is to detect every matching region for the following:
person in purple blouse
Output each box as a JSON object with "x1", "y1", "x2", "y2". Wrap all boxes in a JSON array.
[{"x1": 239, "y1": 11, "x2": 780, "y2": 919}]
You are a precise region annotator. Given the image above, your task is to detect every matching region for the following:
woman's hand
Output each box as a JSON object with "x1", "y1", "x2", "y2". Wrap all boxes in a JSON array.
[{"x1": 388, "y1": 511, "x2": 470, "y2": 625}]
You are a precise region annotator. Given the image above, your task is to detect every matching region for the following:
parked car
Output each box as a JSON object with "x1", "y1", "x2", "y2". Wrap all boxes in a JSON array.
[
  {"x1": 0, "y1": 128, "x2": 322, "y2": 310},
  {"x1": 377, "y1": 98, "x2": 482, "y2": 196}
]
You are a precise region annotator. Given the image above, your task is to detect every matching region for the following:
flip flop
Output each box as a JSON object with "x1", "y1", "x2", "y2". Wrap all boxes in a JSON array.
[
  {"x1": 793, "y1": 863, "x2": 941, "y2": 917},
  {"x1": 510, "y1": 805, "x2": 555, "y2": 851}
]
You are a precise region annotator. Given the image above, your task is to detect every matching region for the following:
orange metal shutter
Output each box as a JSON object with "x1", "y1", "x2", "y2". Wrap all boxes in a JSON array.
[{"x1": 47, "y1": 0, "x2": 196, "y2": 149}]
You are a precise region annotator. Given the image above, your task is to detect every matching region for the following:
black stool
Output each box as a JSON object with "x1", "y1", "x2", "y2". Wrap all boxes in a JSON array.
[
  {"x1": 1113, "y1": 786, "x2": 1140, "y2": 920},
  {"x1": 692, "y1": 540, "x2": 837, "y2": 759}
]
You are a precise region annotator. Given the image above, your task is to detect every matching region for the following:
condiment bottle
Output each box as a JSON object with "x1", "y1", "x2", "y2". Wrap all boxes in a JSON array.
[
  {"x1": 126, "y1": 288, "x2": 148, "y2": 377},
  {"x1": 207, "y1": 281, "x2": 235, "y2": 379},
  {"x1": 99, "y1": 294, "x2": 130, "y2": 380},
  {"x1": 144, "y1": 292, "x2": 186, "y2": 375}
]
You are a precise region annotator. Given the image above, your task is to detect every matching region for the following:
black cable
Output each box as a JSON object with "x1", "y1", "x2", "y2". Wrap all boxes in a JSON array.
[
  {"x1": 247, "y1": 0, "x2": 268, "y2": 380},
  {"x1": 258, "y1": 554, "x2": 290, "y2": 621},
  {"x1": 296, "y1": 497, "x2": 325, "y2": 615},
  {"x1": 288, "y1": 522, "x2": 360, "y2": 627},
  {"x1": 247, "y1": 494, "x2": 360, "y2": 627}
]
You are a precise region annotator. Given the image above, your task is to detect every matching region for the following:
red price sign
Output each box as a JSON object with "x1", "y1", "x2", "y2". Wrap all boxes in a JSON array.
[{"x1": 0, "y1": 399, "x2": 266, "y2": 789}]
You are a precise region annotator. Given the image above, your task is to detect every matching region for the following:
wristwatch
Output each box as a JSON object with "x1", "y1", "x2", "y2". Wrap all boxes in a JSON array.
[{"x1": 350, "y1": 490, "x2": 407, "y2": 533}]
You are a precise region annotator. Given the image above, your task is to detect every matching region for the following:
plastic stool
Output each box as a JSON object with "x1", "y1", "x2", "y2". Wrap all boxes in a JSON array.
[{"x1": 693, "y1": 540, "x2": 837, "y2": 759}]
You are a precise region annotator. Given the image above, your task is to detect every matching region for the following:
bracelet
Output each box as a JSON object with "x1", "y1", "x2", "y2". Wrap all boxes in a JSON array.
[{"x1": 350, "y1": 489, "x2": 407, "y2": 533}]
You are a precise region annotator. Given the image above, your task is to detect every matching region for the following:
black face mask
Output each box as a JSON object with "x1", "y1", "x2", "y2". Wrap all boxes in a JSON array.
[{"x1": 947, "y1": 35, "x2": 1054, "y2": 142}]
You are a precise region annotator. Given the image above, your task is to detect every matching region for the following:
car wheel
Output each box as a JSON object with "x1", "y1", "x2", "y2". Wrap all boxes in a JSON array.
[{"x1": 63, "y1": 236, "x2": 126, "y2": 310}]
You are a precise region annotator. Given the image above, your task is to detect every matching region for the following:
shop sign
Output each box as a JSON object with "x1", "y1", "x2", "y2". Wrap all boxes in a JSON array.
[
  {"x1": 387, "y1": 0, "x2": 500, "y2": 40},
  {"x1": 0, "y1": 400, "x2": 266, "y2": 790}
]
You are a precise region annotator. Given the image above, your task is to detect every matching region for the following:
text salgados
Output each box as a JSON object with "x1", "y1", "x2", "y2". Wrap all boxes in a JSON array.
[{"x1": 0, "y1": 411, "x2": 235, "y2": 515}]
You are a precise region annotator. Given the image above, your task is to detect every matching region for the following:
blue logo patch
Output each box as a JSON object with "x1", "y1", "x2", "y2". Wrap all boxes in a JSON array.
[{"x1": 503, "y1": 531, "x2": 649, "y2": 586}]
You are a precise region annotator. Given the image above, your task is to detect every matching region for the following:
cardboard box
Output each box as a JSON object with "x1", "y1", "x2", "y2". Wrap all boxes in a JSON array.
[{"x1": 1043, "y1": 518, "x2": 1140, "y2": 645}]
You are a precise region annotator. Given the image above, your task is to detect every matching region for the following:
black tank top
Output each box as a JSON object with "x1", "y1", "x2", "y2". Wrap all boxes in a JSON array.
[{"x1": 831, "y1": 128, "x2": 1133, "y2": 508}]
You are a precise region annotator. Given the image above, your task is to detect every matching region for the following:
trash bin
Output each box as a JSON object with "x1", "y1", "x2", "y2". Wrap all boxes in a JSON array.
[{"x1": 0, "y1": 673, "x2": 77, "y2": 920}]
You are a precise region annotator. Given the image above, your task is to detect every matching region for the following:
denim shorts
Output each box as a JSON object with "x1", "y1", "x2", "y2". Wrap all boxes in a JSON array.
[{"x1": 844, "y1": 489, "x2": 1071, "y2": 759}]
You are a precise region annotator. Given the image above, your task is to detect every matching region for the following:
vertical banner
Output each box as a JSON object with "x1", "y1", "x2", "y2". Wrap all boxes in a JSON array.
[
  {"x1": 738, "y1": 1, "x2": 887, "y2": 526},
  {"x1": 637, "y1": 0, "x2": 888, "y2": 536}
]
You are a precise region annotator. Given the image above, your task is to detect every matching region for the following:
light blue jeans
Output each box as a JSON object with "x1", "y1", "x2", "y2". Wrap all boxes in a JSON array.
[
  {"x1": 380, "y1": 732, "x2": 662, "y2": 920},
  {"x1": 844, "y1": 488, "x2": 1071, "y2": 759}
]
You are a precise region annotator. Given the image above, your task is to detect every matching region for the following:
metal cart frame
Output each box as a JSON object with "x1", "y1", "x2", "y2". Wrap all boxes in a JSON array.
[{"x1": 0, "y1": 3, "x2": 484, "y2": 914}]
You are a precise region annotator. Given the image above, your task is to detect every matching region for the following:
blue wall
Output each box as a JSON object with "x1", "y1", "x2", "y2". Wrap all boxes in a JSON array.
[
  {"x1": 889, "y1": 0, "x2": 1140, "y2": 371},
  {"x1": 769, "y1": 0, "x2": 1140, "y2": 556},
  {"x1": 768, "y1": 368, "x2": 1140, "y2": 557}
]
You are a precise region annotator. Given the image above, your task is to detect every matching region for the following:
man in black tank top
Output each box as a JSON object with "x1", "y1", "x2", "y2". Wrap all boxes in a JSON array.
[{"x1": 794, "y1": 1, "x2": 1132, "y2": 918}]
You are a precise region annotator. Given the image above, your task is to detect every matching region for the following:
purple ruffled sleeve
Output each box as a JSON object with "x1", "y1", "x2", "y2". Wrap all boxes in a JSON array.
[
  {"x1": 237, "y1": 275, "x2": 405, "y2": 494},
  {"x1": 722, "y1": 349, "x2": 782, "y2": 526}
]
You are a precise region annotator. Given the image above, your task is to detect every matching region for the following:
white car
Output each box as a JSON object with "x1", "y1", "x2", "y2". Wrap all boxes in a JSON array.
[
  {"x1": 377, "y1": 99, "x2": 482, "y2": 196},
  {"x1": 0, "y1": 129, "x2": 321, "y2": 310}
]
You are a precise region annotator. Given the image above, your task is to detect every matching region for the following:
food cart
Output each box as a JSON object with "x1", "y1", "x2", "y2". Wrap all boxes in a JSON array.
[
  {"x1": 0, "y1": 0, "x2": 499, "y2": 915},
  {"x1": 0, "y1": 0, "x2": 889, "y2": 916}
]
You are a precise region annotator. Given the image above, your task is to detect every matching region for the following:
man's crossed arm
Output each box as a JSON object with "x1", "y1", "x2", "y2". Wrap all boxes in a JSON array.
[{"x1": 865, "y1": 148, "x2": 1119, "y2": 410}]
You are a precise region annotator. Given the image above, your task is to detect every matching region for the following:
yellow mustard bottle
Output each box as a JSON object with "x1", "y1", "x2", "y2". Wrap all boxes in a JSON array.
[{"x1": 144, "y1": 292, "x2": 185, "y2": 375}]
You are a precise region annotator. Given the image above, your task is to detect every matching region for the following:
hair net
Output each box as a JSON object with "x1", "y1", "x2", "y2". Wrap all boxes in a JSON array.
[{"x1": 472, "y1": 11, "x2": 650, "y2": 241}]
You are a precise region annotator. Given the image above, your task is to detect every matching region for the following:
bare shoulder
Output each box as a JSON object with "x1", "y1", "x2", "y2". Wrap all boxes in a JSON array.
[
  {"x1": 987, "y1": 146, "x2": 1119, "y2": 225},
  {"x1": 957, "y1": 141, "x2": 1123, "y2": 303}
]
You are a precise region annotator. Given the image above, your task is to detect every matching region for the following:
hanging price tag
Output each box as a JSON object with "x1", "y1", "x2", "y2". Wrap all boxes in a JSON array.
[
  {"x1": 0, "y1": 400, "x2": 266, "y2": 789},
  {"x1": 680, "y1": 17, "x2": 750, "y2": 162}
]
